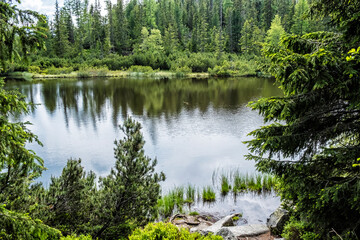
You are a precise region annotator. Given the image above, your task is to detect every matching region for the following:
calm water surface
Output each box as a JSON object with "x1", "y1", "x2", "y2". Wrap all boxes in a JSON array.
[{"x1": 6, "y1": 77, "x2": 282, "y2": 222}]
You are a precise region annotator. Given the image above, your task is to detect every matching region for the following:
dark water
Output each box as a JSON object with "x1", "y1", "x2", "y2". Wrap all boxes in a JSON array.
[{"x1": 5, "y1": 77, "x2": 282, "y2": 222}]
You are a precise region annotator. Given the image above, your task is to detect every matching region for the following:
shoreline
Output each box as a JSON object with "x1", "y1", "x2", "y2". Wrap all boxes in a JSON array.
[{"x1": 2, "y1": 70, "x2": 264, "y2": 81}]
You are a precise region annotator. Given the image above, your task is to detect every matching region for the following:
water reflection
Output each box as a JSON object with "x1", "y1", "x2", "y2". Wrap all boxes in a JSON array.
[{"x1": 5, "y1": 77, "x2": 281, "y2": 191}]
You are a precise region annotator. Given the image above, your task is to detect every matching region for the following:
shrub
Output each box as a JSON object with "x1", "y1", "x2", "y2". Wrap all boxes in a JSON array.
[
  {"x1": 28, "y1": 65, "x2": 41, "y2": 74},
  {"x1": 128, "y1": 65, "x2": 154, "y2": 73},
  {"x1": 282, "y1": 218, "x2": 320, "y2": 240},
  {"x1": 208, "y1": 62, "x2": 232, "y2": 77},
  {"x1": 0, "y1": 205, "x2": 62, "y2": 240},
  {"x1": 61, "y1": 234, "x2": 92, "y2": 240},
  {"x1": 187, "y1": 53, "x2": 216, "y2": 72},
  {"x1": 46, "y1": 66, "x2": 74, "y2": 75},
  {"x1": 91, "y1": 55, "x2": 134, "y2": 70},
  {"x1": 77, "y1": 66, "x2": 109, "y2": 78},
  {"x1": 129, "y1": 222, "x2": 222, "y2": 240}
]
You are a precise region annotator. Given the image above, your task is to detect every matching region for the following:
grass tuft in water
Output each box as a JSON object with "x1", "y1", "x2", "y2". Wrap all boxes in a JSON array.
[
  {"x1": 202, "y1": 186, "x2": 216, "y2": 202},
  {"x1": 157, "y1": 193, "x2": 176, "y2": 218},
  {"x1": 185, "y1": 184, "x2": 196, "y2": 204},
  {"x1": 221, "y1": 174, "x2": 231, "y2": 196},
  {"x1": 158, "y1": 187, "x2": 186, "y2": 217}
]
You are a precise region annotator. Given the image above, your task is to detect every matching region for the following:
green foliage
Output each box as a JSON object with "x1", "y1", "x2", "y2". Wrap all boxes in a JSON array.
[
  {"x1": 282, "y1": 218, "x2": 320, "y2": 240},
  {"x1": 265, "y1": 15, "x2": 286, "y2": 46},
  {"x1": 60, "y1": 234, "x2": 93, "y2": 240},
  {"x1": 202, "y1": 186, "x2": 216, "y2": 202},
  {"x1": 77, "y1": 66, "x2": 109, "y2": 78},
  {"x1": 46, "y1": 66, "x2": 74, "y2": 75},
  {"x1": 0, "y1": 0, "x2": 46, "y2": 72},
  {"x1": 208, "y1": 58, "x2": 259, "y2": 77},
  {"x1": 28, "y1": 65, "x2": 42, "y2": 74},
  {"x1": 129, "y1": 222, "x2": 222, "y2": 240},
  {"x1": 158, "y1": 187, "x2": 187, "y2": 218},
  {"x1": 245, "y1": 2, "x2": 360, "y2": 238},
  {"x1": 0, "y1": 204, "x2": 62, "y2": 240},
  {"x1": 239, "y1": 18, "x2": 264, "y2": 55},
  {"x1": 291, "y1": 0, "x2": 310, "y2": 35},
  {"x1": 220, "y1": 175, "x2": 231, "y2": 196},
  {"x1": 46, "y1": 159, "x2": 97, "y2": 235},
  {"x1": 311, "y1": 0, "x2": 360, "y2": 45},
  {"x1": 185, "y1": 184, "x2": 196, "y2": 204},
  {"x1": 0, "y1": 79, "x2": 44, "y2": 210},
  {"x1": 128, "y1": 65, "x2": 154, "y2": 73},
  {"x1": 97, "y1": 117, "x2": 165, "y2": 238},
  {"x1": 189, "y1": 211, "x2": 199, "y2": 216}
]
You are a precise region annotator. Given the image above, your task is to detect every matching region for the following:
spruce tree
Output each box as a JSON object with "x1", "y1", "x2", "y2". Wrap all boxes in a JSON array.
[
  {"x1": 265, "y1": 14, "x2": 285, "y2": 46},
  {"x1": 246, "y1": 0, "x2": 360, "y2": 237},
  {"x1": 0, "y1": 80, "x2": 44, "y2": 211}
]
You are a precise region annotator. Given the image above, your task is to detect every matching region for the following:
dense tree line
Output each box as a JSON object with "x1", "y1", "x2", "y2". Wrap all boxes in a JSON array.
[
  {"x1": 1, "y1": 0, "x2": 327, "y2": 74},
  {"x1": 44, "y1": 0, "x2": 328, "y2": 57}
]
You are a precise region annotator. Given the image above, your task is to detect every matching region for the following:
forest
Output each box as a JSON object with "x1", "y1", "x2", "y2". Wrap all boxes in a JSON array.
[
  {"x1": 3, "y1": 0, "x2": 331, "y2": 76},
  {"x1": 1, "y1": 0, "x2": 360, "y2": 239}
]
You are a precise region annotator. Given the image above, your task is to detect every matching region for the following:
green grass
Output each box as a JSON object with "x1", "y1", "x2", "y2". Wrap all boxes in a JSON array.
[
  {"x1": 221, "y1": 174, "x2": 231, "y2": 196},
  {"x1": 189, "y1": 211, "x2": 199, "y2": 216},
  {"x1": 158, "y1": 171, "x2": 277, "y2": 218},
  {"x1": 202, "y1": 186, "x2": 216, "y2": 202},
  {"x1": 214, "y1": 169, "x2": 278, "y2": 194},
  {"x1": 157, "y1": 193, "x2": 176, "y2": 218},
  {"x1": 158, "y1": 187, "x2": 185, "y2": 217},
  {"x1": 233, "y1": 172, "x2": 247, "y2": 193},
  {"x1": 185, "y1": 184, "x2": 196, "y2": 204}
]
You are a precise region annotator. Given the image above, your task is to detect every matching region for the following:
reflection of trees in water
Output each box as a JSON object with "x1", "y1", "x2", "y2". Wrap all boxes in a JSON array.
[{"x1": 7, "y1": 77, "x2": 281, "y2": 130}]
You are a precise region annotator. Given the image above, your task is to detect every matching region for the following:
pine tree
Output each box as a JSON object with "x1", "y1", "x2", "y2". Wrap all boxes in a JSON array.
[
  {"x1": 96, "y1": 117, "x2": 165, "y2": 238},
  {"x1": 46, "y1": 159, "x2": 97, "y2": 235}
]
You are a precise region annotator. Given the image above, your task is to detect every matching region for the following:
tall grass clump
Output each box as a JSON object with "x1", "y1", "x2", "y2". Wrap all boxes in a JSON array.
[
  {"x1": 202, "y1": 186, "x2": 216, "y2": 202},
  {"x1": 158, "y1": 187, "x2": 186, "y2": 218},
  {"x1": 174, "y1": 186, "x2": 184, "y2": 210},
  {"x1": 262, "y1": 174, "x2": 277, "y2": 191},
  {"x1": 233, "y1": 171, "x2": 247, "y2": 193},
  {"x1": 185, "y1": 184, "x2": 196, "y2": 204},
  {"x1": 220, "y1": 174, "x2": 231, "y2": 196},
  {"x1": 230, "y1": 170, "x2": 278, "y2": 194},
  {"x1": 157, "y1": 193, "x2": 176, "y2": 218}
]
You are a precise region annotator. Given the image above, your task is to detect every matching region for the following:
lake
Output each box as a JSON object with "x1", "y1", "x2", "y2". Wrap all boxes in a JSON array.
[{"x1": 5, "y1": 76, "x2": 282, "y2": 222}]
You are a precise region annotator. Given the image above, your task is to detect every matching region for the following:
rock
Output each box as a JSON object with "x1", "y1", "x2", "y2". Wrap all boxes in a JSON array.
[
  {"x1": 215, "y1": 228, "x2": 237, "y2": 240},
  {"x1": 204, "y1": 213, "x2": 239, "y2": 233},
  {"x1": 267, "y1": 208, "x2": 289, "y2": 236},
  {"x1": 230, "y1": 224, "x2": 269, "y2": 237},
  {"x1": 170, "y1": 214, "x2": 213, "y2": 232}
]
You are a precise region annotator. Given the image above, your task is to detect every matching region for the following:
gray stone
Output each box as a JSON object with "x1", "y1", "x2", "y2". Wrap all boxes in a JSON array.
[
  {"x1": 229, "y1": 224, "x2": 270, "y2": 237},
  {"x1": 215, "y1": 228, "x2": 237, "y2": 240},
  {"x1": 204, "y1": 213, "x2": 239, "y2": 233},
  {"x1": 267, "y1": 208, "x2": 289, "y2": 235}
]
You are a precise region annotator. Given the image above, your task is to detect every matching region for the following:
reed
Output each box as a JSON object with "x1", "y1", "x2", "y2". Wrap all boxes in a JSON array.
[
  {"x1": 202, "y1": 186, "x2": 216, "y2": 202},
  {"x1": 157, "y1": 192, "x2": 176, "y2": 217},
  {"x1": 233, "y1": 172, "x2": 247, "y2": 193},
  {"x1": 185, "y1": 184, "x2": 196, "y2": 204},
  {"x1": 221, "y1": 174, "x2": 231, "y2": 196}
]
